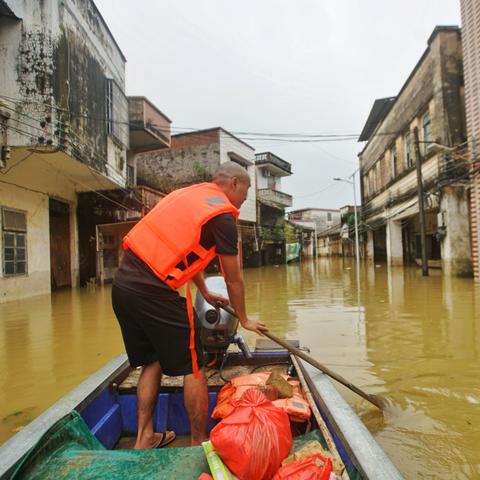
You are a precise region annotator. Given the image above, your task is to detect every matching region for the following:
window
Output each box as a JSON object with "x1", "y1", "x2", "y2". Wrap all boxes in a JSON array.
[
  {"x1": 391, "y1": 144, "x2": 398, "y2": 178},
  {"x1": 327, "y1": 212, "x2": 332, "y2": 222},
  {"x1": 105, "y1": 79, "x2": 129, "y2": 147},
  {"x1": 127, "y1": 165, "x2": 135, "y2": 186},
  {"x1": 422, "y1": 112, "x2": 432, "y2": 153},
  {"x1": 405, "y1": 132, "x2": 413, "y2": 168},
  {"x1": 106, "y1": 80, "x2": 113, "y2": 135},
  {"x1": 2, "y1": 208, "x2": 27, "y2": 276}
]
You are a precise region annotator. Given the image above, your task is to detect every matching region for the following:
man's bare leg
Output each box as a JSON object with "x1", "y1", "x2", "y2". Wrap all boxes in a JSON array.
[
  {"x1": 184, "y1": 367, "x2": 208, "y2": 445},
  {"x1": 134, "y1": 361, "x2": 174, "y2": 449}
]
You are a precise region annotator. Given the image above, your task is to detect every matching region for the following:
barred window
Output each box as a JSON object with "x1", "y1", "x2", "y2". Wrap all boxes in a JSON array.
[
  {"x1": 105, "y1": 79, "x2": 129, "y2": 148},
  {"x1": 2, "y1": 208, "x2": 27, "y2": 276}
]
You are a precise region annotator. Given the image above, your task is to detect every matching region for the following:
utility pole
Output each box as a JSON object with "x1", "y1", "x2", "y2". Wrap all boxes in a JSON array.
[
  {"x1": 413, "y1": 127, "x2": 429, "y2": 276},
  {"x1": 351, "y1": 170, "x2": 361, "y2": 276}
]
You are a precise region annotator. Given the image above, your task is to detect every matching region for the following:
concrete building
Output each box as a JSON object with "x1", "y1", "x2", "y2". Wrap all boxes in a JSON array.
[
  {"x1": 0, "y1": 0, "x2": 131, "y2": 301},
  {"x1": 255, "y1": 152, "x2": 292, "y2": 266},
  {"x1": 460, "y1": 0, "x2": 480, "y2": 281},
  {"x1": 77, "y1": 96, "x2": 171, "y2": 285},
  {"x1": 358, "y1": 26, "x2": 472, "y2": 276},
  {"x1": 287, "y1": 208, "x2": 341, "y2": 235},
  {"x1": 285, "y1": 220, "x2": 315, "y2": 261},
  {"x1": 317, "y1": 225, "x2": 342, "y2": 257},
  {"x1": 135, "y1": 127, "x2": 257, "y2": 265}
]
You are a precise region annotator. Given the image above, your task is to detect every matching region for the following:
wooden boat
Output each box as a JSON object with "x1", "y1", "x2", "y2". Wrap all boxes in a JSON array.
[{"x1": 0, "y1": 339, "x2": 402, "y2": 480}]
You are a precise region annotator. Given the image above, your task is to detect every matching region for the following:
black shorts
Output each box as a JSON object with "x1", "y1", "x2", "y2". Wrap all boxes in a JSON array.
[{"x1": 111, "y1": 284, "x2": 204, "y2": 376}]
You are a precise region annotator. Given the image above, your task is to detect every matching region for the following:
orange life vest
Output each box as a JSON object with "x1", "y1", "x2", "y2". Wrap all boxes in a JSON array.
[{"x1": 123, "y1": 182, "x2": 240, "y2": 377}]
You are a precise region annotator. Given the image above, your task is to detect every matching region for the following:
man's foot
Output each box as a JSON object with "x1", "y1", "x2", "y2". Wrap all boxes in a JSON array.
[{"x1": 134, "y1": 430, "x2": 176, "y2": 449}]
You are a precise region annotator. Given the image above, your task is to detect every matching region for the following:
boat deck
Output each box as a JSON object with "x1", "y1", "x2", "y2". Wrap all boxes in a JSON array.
[{"x1": 118, "y1": 363, "x2": 290, "y2": 391}]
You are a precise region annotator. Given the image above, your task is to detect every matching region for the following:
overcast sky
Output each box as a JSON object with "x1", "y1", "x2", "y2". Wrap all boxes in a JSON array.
[{"x1": 95, "y1": 0, "x2": 461, "y2": 210}]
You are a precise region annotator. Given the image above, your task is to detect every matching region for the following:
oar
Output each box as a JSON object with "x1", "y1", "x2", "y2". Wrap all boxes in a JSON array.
[{"x1": 216, "y1": 302, "x2": 385, "y2": 410}]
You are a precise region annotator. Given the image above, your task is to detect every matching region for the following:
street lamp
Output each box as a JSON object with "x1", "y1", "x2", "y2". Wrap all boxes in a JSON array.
[{"x1": 333, "y1": 171, "x2": 360, "y2": 276}]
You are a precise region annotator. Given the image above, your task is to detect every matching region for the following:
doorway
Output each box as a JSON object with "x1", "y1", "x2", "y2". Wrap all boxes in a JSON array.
[{"x1": 49, "y1": 199, "x2": 71, "y2": 289}]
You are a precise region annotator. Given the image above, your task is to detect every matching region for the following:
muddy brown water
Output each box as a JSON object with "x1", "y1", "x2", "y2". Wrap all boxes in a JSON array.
[{"x1": 1, "y1": 258, "x2": 479, "y2": 478}]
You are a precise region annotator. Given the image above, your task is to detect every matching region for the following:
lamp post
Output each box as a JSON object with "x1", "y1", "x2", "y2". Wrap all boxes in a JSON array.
[{"x1": 333, "y1": 172, "x2": 360, "y2": 275}]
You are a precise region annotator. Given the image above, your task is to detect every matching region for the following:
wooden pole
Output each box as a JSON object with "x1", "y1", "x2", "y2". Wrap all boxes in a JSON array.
[
  {"x1": 413, "y1": 127, "x2": 429, "y2": 276},
  {"x1": 217, "y1": 302, "x2": 385, "y2": 410}
]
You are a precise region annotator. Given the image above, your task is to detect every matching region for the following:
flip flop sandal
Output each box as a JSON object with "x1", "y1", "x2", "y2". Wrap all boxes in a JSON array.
[{"x1": 155, "y1": 430, "x2": 176, "y2": 448}]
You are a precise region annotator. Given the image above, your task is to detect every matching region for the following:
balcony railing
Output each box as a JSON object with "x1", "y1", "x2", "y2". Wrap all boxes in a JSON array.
[
  {"x1": 128, "y1": 97, "x2": 171, "y2": 151},
  {"x1": 258, "y1": 188, "x2": 292, "y2": 207},
  {"x1": 255, "y1": 152, "x2": 292, "y2": 175}
]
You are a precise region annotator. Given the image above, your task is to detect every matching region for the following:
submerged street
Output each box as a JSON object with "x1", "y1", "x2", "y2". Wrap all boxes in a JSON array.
[{"x1": 1, "y1": 258, "x2": 479, "y2": 478}]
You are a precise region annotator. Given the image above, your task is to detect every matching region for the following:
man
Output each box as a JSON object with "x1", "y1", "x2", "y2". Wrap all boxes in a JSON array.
[{"x1": 112, "y1": 161, "x2": 268, "y2": 449}]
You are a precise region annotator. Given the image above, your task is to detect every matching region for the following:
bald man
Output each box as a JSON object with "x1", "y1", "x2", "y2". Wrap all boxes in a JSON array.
[{"x1": 112, "y1": 162, "x2": 267, "y2": 449}]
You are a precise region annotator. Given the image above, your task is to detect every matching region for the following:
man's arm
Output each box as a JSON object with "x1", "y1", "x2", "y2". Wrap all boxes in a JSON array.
[
  {"x1": 192, "y1": 271, "x2": 229, "y2": 306},
  {"x1": 219, "y1": 254, "x2": 268, "y2": 335}
]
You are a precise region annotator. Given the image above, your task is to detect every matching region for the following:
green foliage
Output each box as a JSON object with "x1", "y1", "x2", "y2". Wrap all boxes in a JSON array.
[{"x1": 192, "y1": 161, "x2": 212, "y2": 182}]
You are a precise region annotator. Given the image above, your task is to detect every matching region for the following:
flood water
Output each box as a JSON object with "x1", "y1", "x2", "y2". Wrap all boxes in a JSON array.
[{"x1": 1, "y1": 258, "x2": 480, "y2": 478}]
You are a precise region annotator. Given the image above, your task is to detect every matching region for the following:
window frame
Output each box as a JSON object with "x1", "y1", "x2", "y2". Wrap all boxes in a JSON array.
[
  {"x1": 405, "y1": 132, "x2": 413, "y2": 168},
  {"x1": 2, "y1": 207, "x2": 28, "y2": 277},
  {"x1": 391, "y1": 144, "x2": 398, "y2": 178},
  {"x1": 422, "y1": 111, "x2": 432, "y2": 154}
]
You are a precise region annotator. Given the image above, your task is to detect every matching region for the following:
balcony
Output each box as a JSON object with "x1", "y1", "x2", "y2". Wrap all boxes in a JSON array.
[
  {"x1": 128, "y1": 97, "x2": 171, "y2": 152},
  {"x1": 257, "y1": 188, "x2": 292, "y2": 208},
  {"x1": 255, "y1": 152, "x2": 292, "y2": 176}
]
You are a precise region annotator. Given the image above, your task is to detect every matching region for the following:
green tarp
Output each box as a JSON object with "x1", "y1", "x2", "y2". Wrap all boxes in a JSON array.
[
  {"x1": 286, "y1": 243, "x2": 301, "y2": 262},
  {"x1": 11, "y1": 412, "x2": 360, "y2": 479}
]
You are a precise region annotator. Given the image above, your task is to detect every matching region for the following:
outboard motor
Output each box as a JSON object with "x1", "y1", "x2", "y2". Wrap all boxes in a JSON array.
[{"x1": 195, "y1": 276, "x2": 252, "y2": 362}]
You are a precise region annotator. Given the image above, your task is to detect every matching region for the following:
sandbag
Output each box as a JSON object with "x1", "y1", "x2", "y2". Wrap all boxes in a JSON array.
[
  {"x1": 212, "y1": 372, "x2": 311, "y2": 422},
  {"x1": 272, "y1": 454, "x2": 333, "y2": 480},
  {"x1": 210, "y1": 389, "x2": 293, "y2": 480}
]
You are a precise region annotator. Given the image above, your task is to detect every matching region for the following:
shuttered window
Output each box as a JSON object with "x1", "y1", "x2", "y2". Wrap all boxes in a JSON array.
[{"x1": 2, "y1": 208, "x2": 27, "y2": 276}]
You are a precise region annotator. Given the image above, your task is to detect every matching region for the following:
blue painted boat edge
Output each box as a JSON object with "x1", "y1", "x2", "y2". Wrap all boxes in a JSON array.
[
  {"x1": 298, "y1": 359, "x2": 403, "y2": 480},
  {"x1": 0, "y1": 354, "x2": 129, "y2": 480}
]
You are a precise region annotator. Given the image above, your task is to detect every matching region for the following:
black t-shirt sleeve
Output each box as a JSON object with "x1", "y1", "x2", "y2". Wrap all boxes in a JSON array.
[{"x1": 202, "y1": 213, "x2": 238, "y2": 255}]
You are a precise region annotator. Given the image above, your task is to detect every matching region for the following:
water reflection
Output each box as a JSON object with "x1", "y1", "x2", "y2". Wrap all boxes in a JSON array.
[{"x1": 1, "y1": 259, "x2": 479, "y2": 478}]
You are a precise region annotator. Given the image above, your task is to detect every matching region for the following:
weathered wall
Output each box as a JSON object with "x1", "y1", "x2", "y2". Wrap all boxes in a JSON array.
[
  {"x1": 0, "y1": 0, "x2": 126, "y2": 300},
  {"x1": 289, "y1": 209, "x2": 341, "y2": 233},
  {"x1": 219, "y1": 130, "x2": 256, "y2": 223},
  {"x1": 360, "y1": 28, "x2": 465, "y2": 207},
  {"x1": 136, "y1": 142, "x2": 220, "y2": 193},
  {"x1": 136, "y1": 129, "x2": 257, "y2": 223},
  {"x1": 358, "y1": 27, "x2": 471, "y2": 276},
  {"x1": 0, "y1": 0, "x2": 128, "y2": 186},
  {"x1": 440, "y1": 186, "x2": 472, "y2": 276},
  {"x1": 256, "y1": 166, "x2": 283, "y2": 190},
  {"x1": 0, "y1": 182, "x2": 50, "y2": 302}
]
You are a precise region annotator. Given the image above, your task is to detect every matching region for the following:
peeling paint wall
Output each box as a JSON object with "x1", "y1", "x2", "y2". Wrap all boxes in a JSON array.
[
  {"x1": 358, "y1": 28, "x2": 471, "y2": 276},
  {"x1": 136, "y1": 142, "x2": 220, "y2": 193},
  {"x1": 0, "y1": 0, "x2": 128, "y2": 300},
  {"x1": 136, "y1": 129, "x2": 257, "y2": 223},
  {"x1": 1, "y1": 0, "x2": 128, "y2": 185}
]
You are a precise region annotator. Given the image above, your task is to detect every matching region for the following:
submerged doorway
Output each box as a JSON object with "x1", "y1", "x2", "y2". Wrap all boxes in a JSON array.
[{"x1": 49, "y1": 199, "x2": 71, "y2": 289}]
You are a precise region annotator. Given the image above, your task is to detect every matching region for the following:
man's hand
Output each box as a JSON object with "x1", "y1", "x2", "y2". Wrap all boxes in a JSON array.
[
  {"x1": 241, "y1": 319, "x2": 268, "y2": 335},
  {"x1": 203, "y1": 290, "x2": 229, "y2": 308}
]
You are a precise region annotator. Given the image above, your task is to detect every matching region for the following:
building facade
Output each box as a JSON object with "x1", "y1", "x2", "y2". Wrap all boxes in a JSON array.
[
  {"x1": 77, "y1": 96, "x2": 171, "y2": 285},
  {"x1": 358, "y1": 26, "x2": 471, "y2": 276},
  {"x1": 0, "y1": 0, "x2": 130, "y2": 301},
  {"x1": 460, "y1": 0, "x2": 480, "y2": 281},
  {"x1": 255, "y1": 152, "x2": 292, "y2": 266},
  {"x1": 287, "y1": 208, "x2": 341, "y2": 235}
]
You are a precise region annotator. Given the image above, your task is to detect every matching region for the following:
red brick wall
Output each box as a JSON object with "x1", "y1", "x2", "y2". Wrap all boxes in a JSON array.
[
  {"x1": 461, "y1": 0, "x2": 480, "y2": 281},
  {"x1": 171, "y1": 129, "x2": 220, "y2": 149}
]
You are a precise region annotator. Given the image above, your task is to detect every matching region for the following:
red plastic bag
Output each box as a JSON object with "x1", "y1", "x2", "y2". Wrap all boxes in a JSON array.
[
  {"x1": 272, "y1": 454, "x2": 333, "y2": 480},
  {"x1": 210, "y1": 388, "x2": 293, "y2": 480}
]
